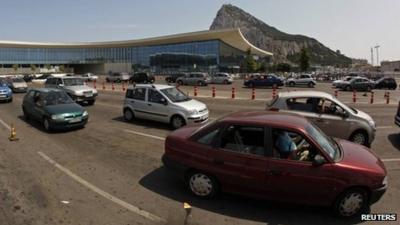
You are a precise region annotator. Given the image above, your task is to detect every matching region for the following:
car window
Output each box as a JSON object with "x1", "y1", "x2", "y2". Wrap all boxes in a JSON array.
[
  {"x1": 126, "y1": 89, "x2": 134, "y2": 98},
  {"x1": 220, "y1": 125, "x2": 265, "y2": 156},
  {"x1": 148, "y1": 89, "x2": 164, "y2": 104},
  {"x1": 196, "y1": 128, "x2": 220, "y2": 146},
  {"x1": 286, "y1": 98, "x2": 317, "y2": 113},
  {"x1": 26, "y1": 90, "x2": 35, "y2": 100},
  {"x1": 272, "y1": 128, "x2": 317, "y2": 162},
  {"x1": 316, "y1": 98, "x2": 346, "y2": 116},
  {"x1": 45, "y1": 78, "x2": 53, "y2": 85},
  {"x1": 131, "y1": 88, "x2": 146, "y2": 101}
]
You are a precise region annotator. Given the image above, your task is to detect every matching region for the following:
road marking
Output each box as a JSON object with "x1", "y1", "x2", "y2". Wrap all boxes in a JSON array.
[
  {"x1": 382, "y1": 158, "x2": 400, "y2": 162},
  {"x1": 37, "y1": 151, "x2": 165, "y2": 223},
  {"x1": 124, "y1": 129, "x2": 165, "y2": 141},
  {"x1": 376, "y1": 126, "x2": 394, "y2": 129},
  {"x1": 0, "y1": 118, "x2": 11, "y2": 130}
]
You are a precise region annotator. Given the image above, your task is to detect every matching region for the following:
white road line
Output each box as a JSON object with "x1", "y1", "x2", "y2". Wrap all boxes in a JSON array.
[
  {"x1": 376, "y1": 126, "x2": 395, "y2": 129},
  {"x1": 382, "y1": 158, "x2": 400, "y2": 162},
  {"x1": 0, "y1": 118, "x2": 11, "y2": 130},
  {"x1": 37, "y1": 151, "x2": 165, "y2": 223},
  {"x1": 124, "y1": 129, "x2": 166, "y2": 141}
]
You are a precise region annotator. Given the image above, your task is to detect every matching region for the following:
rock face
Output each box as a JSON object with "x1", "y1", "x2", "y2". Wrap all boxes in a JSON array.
[{"x1": 210, "y1": 4, "x2": 351, "y2": 66}]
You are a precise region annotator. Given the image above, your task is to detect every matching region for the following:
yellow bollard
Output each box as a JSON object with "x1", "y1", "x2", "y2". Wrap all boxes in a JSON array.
[{"x1": 9, "y1": 124, "x2": 19, "y2": 141}]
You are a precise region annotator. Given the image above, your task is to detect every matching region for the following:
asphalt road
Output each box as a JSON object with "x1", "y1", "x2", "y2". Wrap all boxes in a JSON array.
[{"x1": 0, "y1": 82, "x2": 399, "y2": 225}]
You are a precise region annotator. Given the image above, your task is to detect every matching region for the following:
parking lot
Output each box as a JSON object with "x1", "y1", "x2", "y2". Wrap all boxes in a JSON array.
[{"x1": 1, "y1": 80, "x2": 400, "y2": 225}]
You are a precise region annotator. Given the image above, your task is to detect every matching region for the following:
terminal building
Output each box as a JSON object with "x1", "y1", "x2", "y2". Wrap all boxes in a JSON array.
[{"x1": 0, "y1": 28, "x2": 272, "y2": 74}]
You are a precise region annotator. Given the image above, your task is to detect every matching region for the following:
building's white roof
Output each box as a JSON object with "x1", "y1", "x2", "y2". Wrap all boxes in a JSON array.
[{"x1": 0, "y1": 28, "x2": 272, "y2": 57}]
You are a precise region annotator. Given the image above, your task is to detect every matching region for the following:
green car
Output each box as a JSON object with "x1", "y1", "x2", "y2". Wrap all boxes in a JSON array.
[{"x1": 22, "y1": 88, "x2": 88, "y2": 131}]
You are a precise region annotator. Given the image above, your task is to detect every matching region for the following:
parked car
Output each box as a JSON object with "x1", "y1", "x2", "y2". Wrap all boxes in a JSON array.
[
  {"x1": 373, "y1": 77, "x2": 397, "y2": 90},
  {"x1": 0, "y1": 79, "x2": 13, "y2": 102},
  {"x1": 81, "y1": 73, "x2": 99, "y2": 81},
  {"x1": 123, "y1": 84, "x2": 209, "y2": 129},
  {"x1": 128, "y1": 72, "x2": 155, "y2": 84},
  {"x1": 22, "y1": 88, "x2": 88, "y2": 131},
  {"x1": 45, "y1": 77, "x2": 98, "y2": 105},
  {"x1": 176, "y1": 72, "x2": 210, "y2": 86},
  {"x1": 165, "y1": 73, "x2": 186, "y2": 83},
  {"x1": 332, "y1": 76, "x2": 357, "y2": 89},
  {"x1": 340, "y1": 77, "x2": 375, "y2": 91},
  {"x1": 106, "y1": 72, "x2": 131, "y2": 83},
  {"x1": 285, "y1": 74, "x2": 316, "y2": 87},
  {"x1": 31, "y1": 74, "x2": 52, "y2": 84},
  {"x1": 210, "y1": 73, "x2": 233, "y2": 84},
  {"x1": 267, "y1": 91, "x2": 376, "y2": 146},
  {"x1": 243, "y1": 74, "x2": 283, "y2": 88},
  {"x1": 7, "y1": 77, "x2": 28, "y2": 93},
  {"x1": 23, "y1": 74, "x2": 34, "y2": 82},
  {"x1": 162, "y1": 111, "x2": 387, "y2": 218}
]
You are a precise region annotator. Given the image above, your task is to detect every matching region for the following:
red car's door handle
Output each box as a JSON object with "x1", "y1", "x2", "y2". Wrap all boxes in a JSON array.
[
  {"x1": 212, "y1": 158, "x2": 224, "y2": 165},
  {"x1": 268, "y1": 170, "x2": 284, "y2": 176}
]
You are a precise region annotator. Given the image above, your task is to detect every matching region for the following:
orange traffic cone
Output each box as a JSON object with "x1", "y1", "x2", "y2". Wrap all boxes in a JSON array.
[{"x1": 9, "y1": 124, "x2": 19, "y2": 141}]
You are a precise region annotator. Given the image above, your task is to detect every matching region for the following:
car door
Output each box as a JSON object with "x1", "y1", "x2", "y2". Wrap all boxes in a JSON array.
[
  {"x1": 312, "y1": 98, "x2": 351, "y2": 140},
  {"x1": 208, "y1": 124, "x2": 275, "y2": 197},
  {"x1": 31, "y1": 91, "x2": 46, "y2": 121},
  {"x1": 267, "y1": 127, "x2": 338, "y2": 205},
  {"x1": 127, "y1": 87, "x2": 148, "y2": 119},
  {"x1": 23, "y1": 90, "x2": 36, "y2": 117},
  {"x1": 145, "y1": 89, "x2": 170, "y2": 123},
  {"x1": 283, "y1": 97, "x2": 321, "y2": 124}
]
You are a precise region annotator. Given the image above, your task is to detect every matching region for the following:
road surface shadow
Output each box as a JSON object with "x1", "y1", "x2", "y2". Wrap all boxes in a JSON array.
[
  {"x1": 387, "y1": 133, "x2": 400, "y2": 150},
  {"x1": 140, "y1": 167, "x2": 362, "y2": 225},
  {"x1": 17, "y1": 116, "x2": 85, "y2": 134},
  {"x1": 112, "y1": 116, "x2": 172, "y2": 131}
]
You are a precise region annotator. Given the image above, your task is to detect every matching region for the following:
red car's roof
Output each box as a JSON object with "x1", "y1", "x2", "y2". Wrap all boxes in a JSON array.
[{"x1": 219, "y1": 111, "x2": 310, "y2": 129}]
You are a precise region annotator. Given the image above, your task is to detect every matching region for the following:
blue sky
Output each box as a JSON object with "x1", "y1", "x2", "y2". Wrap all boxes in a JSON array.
[{"x1": 0, "y1": 0, "x2": 398, "y2": 62}]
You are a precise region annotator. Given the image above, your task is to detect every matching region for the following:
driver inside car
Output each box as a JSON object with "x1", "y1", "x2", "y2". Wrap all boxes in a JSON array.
[{"x1": 275, "y1": 130, "x2": 311, "y2": 161}]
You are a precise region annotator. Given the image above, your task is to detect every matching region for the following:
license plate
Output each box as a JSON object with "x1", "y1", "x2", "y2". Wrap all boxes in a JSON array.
[
  {"x1": 69, "y1": 117, "x2": 82, "y2": 123},
  {"x1": 85, "y1": 93, "x2": 93, "y2": 97}
]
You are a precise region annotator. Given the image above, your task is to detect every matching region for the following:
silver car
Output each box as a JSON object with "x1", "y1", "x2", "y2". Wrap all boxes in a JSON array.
[
  {"x1": 7, "y1": 77, "x2": 28, "y2": 93},
  {"x1": 286, "y1": 74, "x2": 316, "y2": 87},
  {"x1": 176, "y1": 72, "x2": 211, "y2": 86},
  {"x1": 45, "y1": 76, "x2": 98, "y2": 105},
  {"x1": 210, "y1": 73, "x2": 234, "y2": 84},
  {"x1": 106, "y1": 72, "x2": 131, "y2": 83},
  {"x1": 123, "y1": 84, "x2": 209, "y2": 129},
  {"x1": 267, "y1": 91, "x2": 376, "y2": 146}
]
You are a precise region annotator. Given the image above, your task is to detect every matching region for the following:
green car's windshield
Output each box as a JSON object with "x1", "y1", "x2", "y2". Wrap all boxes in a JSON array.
[
  {"x1": 306, "y1": 123, "x2": 339, "y2": 160},
  {"x1": 160, "y1": 87, "x2": 190, "y2": 102},
  {"x1": 44, "y1": 91, "x2": 74, "y2": 106},
  {"x1": 64, "y1": 78, "x2": 84, "y2": 86}
]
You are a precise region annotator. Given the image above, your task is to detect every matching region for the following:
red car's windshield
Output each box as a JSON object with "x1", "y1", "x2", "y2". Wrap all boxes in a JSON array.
[{"x1": 306, "y1": 124, "x2": 340, "y2": 161}]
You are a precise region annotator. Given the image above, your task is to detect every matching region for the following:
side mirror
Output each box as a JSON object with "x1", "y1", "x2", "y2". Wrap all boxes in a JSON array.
[{"x1": 312, "y1": 154, "x2": 326, "y2": 167}]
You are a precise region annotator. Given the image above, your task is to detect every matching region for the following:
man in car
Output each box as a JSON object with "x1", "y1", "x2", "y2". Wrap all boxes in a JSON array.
[{"x1": 275, "y1": 130, "x2": 310, "y2": 161}]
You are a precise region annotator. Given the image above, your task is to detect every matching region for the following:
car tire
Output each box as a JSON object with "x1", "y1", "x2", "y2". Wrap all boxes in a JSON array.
[
  {"x1": 350, "y1": 130, "x2": 369, "y2": 146},
  {"x1": 333, "y1": 188, "x2": 369, "y2": 218},
  {"x1": 123, "y1": 108, "x2": 135, "y2": 122},
  {"x1": 366, "y1": 86, "x2": 372, "y2": 92},
  {"x1": 197, "y1": 81, "x2": 204, "y2": 86},
  {"x1": 43, "y1": 117, "x2": 52, "y2": 132},
  {"x1": 223, "y1": 80, "x2": 228, "y2": 84},
  {"x1": 186, "y1": 171, "x2": 218, "y2": 198},
  {"x1": 9, "y1": 98, "x2": 13, "y2": 102},
  {"x1": 177, "y1": 80, "x2": 183, "y2": 86},
  {"x1": 308, "y1": 82, "x2": 315, "y2": 88},
  {"x1": 170, "y1": 115, "x2": 185, "y2": 129},
  {"x1": 345, "y1": 85, "x2": 352, "y2": 91},
  {"x1": 289, "y1": 82, "x2": 295, "y2": 87},
  {"x1": 87, "y1": 100, "x2": 95, "y2": 105},
  {"x1": 248, "y1": 82, "x2": 254, "y2": 88}
]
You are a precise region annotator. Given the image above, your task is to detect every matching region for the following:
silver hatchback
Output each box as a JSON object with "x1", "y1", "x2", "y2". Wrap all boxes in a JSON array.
[{"x1": 267, "y1": 91, "x2": 376, "y2": 146}]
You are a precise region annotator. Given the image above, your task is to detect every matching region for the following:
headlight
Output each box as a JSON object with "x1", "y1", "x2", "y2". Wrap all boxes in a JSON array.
[
  {"x1": 188, "y1": 109, "x2": 199, "y2": 115},
  {"x1": 383, "y1": 176, "x2": 388, "y2": 186},
  {"x1": 51, "y1": 114, "x2": 64, "y2": 120},
  {"x1": 82, "y1": 111, "x2": 88, "y2": 117},
  {"x1": 368, "y1": 120, "x2": 376, "y2": 128}
]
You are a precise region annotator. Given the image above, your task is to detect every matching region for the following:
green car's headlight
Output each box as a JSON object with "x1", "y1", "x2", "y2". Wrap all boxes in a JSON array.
[
  {"x1": 51, "y1": 114, "x2": 64, "y2": 120},
  {"x1": 82, "y1": 111, "x2": 88, "y2": 117}
]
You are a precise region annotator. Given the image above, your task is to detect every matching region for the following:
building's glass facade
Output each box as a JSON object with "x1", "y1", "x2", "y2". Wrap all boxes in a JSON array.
[{"x1": 0, "y1": 39, "x2": 266, "y2": 73}]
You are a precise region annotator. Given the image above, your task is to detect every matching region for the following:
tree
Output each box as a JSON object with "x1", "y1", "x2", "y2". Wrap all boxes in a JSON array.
[
  {"x1": 299, "y1": 48, "x2": 310, "y2": 72},
  {"x1": 276, "y1": 63, "x2": 291, "y2": 72},
  {"x1": 244, "y1": 48, "x2": 258, "y2": 72},
  {"x1": 59, "y1": 65, "x2": 65, "y2": 72},
  {"x1": 45, "y1": 64, "x2": 51, "y2": 70},
  {"x1": 12, "y1": 64, "x2": 19, "y2": 72},
  {"x1": 30, "y1": 64, "x2": 37, "y2": 74}
]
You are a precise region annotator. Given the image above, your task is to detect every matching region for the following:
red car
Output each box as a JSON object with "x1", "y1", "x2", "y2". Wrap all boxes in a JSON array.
[{"x1": 163, "y1": 111, "x2": 387, "y2": 218}]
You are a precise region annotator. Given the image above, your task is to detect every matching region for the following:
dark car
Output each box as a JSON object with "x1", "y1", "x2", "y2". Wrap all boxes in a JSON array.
[
  {"x1": 165, "y1": 73, "x2": 186, "y2": 83},
  {"x1": 341, "y1": 77, "x2": 375, "y2": 91},
  {"x1": 395, "y1": 101, "x2": 400, "y2": 127},
  {"x1": 163, "y1": 111, "x2": 387, "y2": 218},
  {"x1": 243, "y1": 74, "x2": 283, "y2": 88},
  {"x1": 22, "y1": 88, "x2": 88, "y2": 131},
  {"x1": 129, "y1": 72, "x2": 155, "y2": 84},
  {"x1": 374, "y1": 77, "x2": 397, "y2": 90}
]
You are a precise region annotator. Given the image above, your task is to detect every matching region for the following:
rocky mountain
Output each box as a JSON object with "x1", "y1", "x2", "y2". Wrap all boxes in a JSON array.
[{"x1": 210, "y1": 4, "x2": 352, "y2": 66}]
